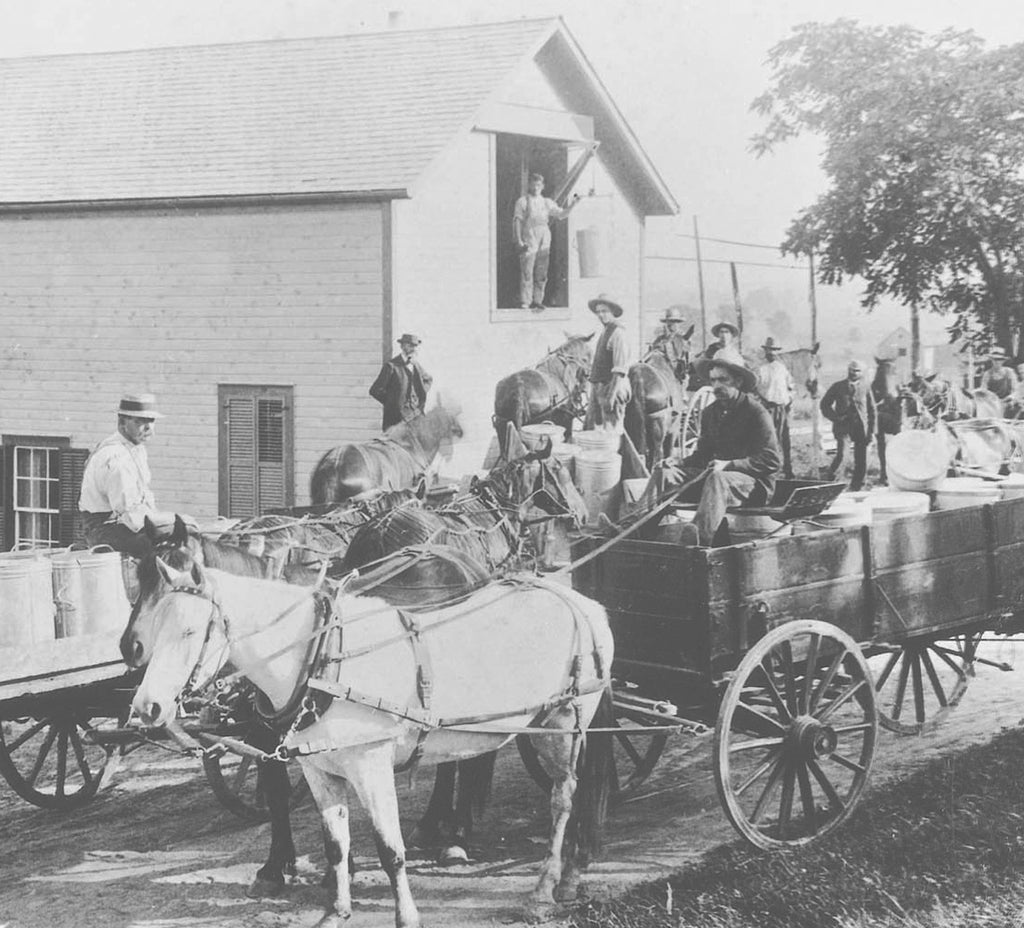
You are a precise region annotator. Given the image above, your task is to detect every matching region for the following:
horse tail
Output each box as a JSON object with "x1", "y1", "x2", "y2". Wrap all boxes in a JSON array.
[
  {"x1": 568, "y1": 687, "x2": 615, "y2": 868},
  {"x1": 624, "y1": 365, "x2": 648, "y2": 459}
]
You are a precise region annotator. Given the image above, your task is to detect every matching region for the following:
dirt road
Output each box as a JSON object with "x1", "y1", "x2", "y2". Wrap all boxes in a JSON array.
[{"x1": 3, "y1": 639, "x2": 1024, "y2": 928}]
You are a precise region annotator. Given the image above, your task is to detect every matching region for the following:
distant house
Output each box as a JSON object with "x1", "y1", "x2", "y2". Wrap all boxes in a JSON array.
[
  {"x1": 0, "y1": 19, "x2": 676, "y2": 547},
  {"x1": 876, "y1": 327, "x2": 913, "y2": 382}
]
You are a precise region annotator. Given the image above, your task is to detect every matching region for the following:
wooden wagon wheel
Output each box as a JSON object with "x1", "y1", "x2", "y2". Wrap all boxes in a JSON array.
[
  {"x1": 680, "y1": 386, "x2": 714, "y2": 457},
  {"x1": 0, "y1": 710, "x2": 126, "y2": 810},
  {"x1": 714, "y1": 620, "x2": 877, "y2": 849},
  {"x1": 203, "y1": 749, "x2": 310, "y2": 823},
  {"x1": 516, "y1": 710, "x2": 669, "y2": 801},
  {"x1": 867, "y1": 633, "x2": 982, "y2": 735}
]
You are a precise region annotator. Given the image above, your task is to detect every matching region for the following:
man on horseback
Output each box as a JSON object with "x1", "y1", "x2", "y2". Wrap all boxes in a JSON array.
[
  {"x1": 369, "y1": 333, "x2": 433, "y2": 430},
  {"x1": 586, "y1": 293, "x2": 631, "y2": 432},
  {"x1": 820, "y1": 360, "x2": 876, "y2": 491},
  {"x1": 512, "y1": 172, "x2": 581, "y2": 311},
  {"x1": 78, "y1": 393, "x2": 188, "y2": 558},
  {"x1": 755, "y1": 336, "x2": 795, "y2": 479},
  {"x1": 649, "y1": 305, "x2": 692, "y2": 383},
  {"x1": 652, "y1": 358, "x2": 781, "y2": 546}
]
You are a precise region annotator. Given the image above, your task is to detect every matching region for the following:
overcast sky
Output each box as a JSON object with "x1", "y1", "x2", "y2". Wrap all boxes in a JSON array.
[{"x1": 2, "y1": 0, "x2": 1019, "y2": 345}]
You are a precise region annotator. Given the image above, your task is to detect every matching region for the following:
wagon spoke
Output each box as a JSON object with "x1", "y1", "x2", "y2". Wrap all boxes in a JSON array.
[
  {"x1": 802, "y1": 633, "x2": 821, "y2": 714},
  {"x1": 931, "y1": 643, "x2": 970, "y2": 676},
  {"x1": 68, "y1": 726, "x2": 92, "y2": 783},
  {"x1": 751, "y1": 756, "x2": 787, "y2": 825},
  {"x1": 55, "y1": 728, "x2": 69, "y2": 798},
  {"x1": 911, "y1": 650, "x2": 926, "y2": 724},
  {"x1": 729, "y1": 736, "x2": 785, "y2": 753},
  {"x1": 734, "y1": 700, "x2": 787, "y2": 736},
  {"x1": 28, "y1": 724, "x2": 60, "y2": 787},
  {"x1": 796, "y1": 761, "x2": 816, "y2": 822},
  {"x1": 830, "y1": 721, "x2": 874, "y2": 736},
  {"x1": 754, "y1": 660, "x2": 792, "y2": 724},
  {"x1": 826, "y1": 750, "x2": 867, "y2": 775},
  {"x1": 890, "y1": 650, "x2": 912, "y2": 720},
  {"x1": 872, "y1": 650, "x2": 900, "y2": 690},
  {"x1": 779, "y1": 640, "x2": 798, "y2": 718},
  {"x1": 810, "y1": 649, "x2": 847, "y2": 714},
  {"x1": 816, "y1": 678, "x2": 868, "y2": 723},
  {"x1": 777, "y1": 762, "x2": 797, "y2": 834},
  {"x1": 735, "y1": 748, "x2": 783, "y2": 798},
  {"x1": 919, "y1": 649, "x2": 949, "y2": 709},
  {"x1": 806, "y1": 758, "x2": 843, "y2": 811},
  {"x1": 7, "y1": 718, "x2": 48, "y2": 753}
]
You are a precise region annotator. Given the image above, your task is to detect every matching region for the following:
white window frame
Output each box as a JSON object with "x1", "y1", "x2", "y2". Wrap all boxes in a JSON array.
[{"x1": 13, "y1": 444, "x2": 61, "y2": 548}]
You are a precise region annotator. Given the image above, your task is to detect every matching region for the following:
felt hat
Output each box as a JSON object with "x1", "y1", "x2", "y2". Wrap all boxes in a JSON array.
[
  {"x1": 588, "y1": 293, "x2": 624, "y2": 318},
  {"x1": 711, "y1": 321, "x2": 739, "y2": 338},
  {"x1": 117, "y1": 393, "x2": 163, "y2": 419},
  {"x1": 692, "y1": 356, "x2": 757, "y2": 393},
  {"x1": 762, "y1": 336, "x2": 783, "y2": 352},
  {"x1": 660, "y1": 306, "x2": 688, "y2": 324},
  {"x1": 397, "y1": 333, "x2": 422, "y2": 346},
  {"x1": 988, "y1": 346, "x2": 1008, "y2": 360}
]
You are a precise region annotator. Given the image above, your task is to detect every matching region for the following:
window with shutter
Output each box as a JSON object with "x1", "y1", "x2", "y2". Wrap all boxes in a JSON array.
[
  {"x1": 1, "y1": 435, "x2": 85, "y2": 549},
  {"x1": 218, "y1": 386, "x2": 294, "y2": 518}
]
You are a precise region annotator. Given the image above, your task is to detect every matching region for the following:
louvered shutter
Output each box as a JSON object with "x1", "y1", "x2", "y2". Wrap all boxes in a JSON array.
[
  {"x1": 220, "y1": 386, "x2": 293, "y2": 518},
  {"x1": 58, "y1": 447, "x2": 90, "y2": 547},
  {"x1": 257, "y1": 398, "x2": 286, "y2": 512},
  {"x1": 0, "y1": 446, "x2": 6, "y2": 549},
  {"x1": 224, "y1": 395, "x2": 257, "y2": 518}
]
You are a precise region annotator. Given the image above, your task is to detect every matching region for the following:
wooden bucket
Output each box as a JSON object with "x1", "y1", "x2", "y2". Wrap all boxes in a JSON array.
[{"x1": 0, "y1": 550, "x2": 56, "y2": 647}]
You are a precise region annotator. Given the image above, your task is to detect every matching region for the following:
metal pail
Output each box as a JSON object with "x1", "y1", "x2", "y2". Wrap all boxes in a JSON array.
[
  {"x1": 77, "y1": 547, "x2": 131, "y2": 635},
  {"x1": 0, "y1": 551, "x2": 56, "y2": 646}
]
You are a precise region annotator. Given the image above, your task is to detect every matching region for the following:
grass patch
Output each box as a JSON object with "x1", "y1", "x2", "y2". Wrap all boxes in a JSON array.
[{"x1": 570, "y1": 726, "x2": 1024, "y2": 928}]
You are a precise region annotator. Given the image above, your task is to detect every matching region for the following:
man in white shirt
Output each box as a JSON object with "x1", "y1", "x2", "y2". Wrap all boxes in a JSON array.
[
  {"x1": 755, "y1": 336, "x2": 795, "y2": 479},
  {"x1": 512, "y1": 172, "x2": 580, "y2": 310},
  {"x1": 79, "y1": 393, "x2": 182, "y2": 557}
]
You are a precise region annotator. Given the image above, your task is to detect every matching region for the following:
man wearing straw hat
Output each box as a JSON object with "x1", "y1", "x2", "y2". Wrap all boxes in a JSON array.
[
  {"x1": 586, "y1": 293, "x2": 631, "y2": 432},
  {"x1": 755, "y1": 336, "x2": 795, "y2": 479},
  {"x1": 79, "y1": 393, "x2": 185, "y2": 558},
  {"x1": 980, "y1": 346, "x2": 1018, "y2": 401},
  {"x1": 653, "y1": 357, "x2": 781, "y2": 546},
  {"x1": 369, "y1": 333, "x2": 433, "y2": 430}
]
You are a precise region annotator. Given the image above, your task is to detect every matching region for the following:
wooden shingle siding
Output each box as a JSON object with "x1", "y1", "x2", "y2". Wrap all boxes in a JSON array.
[{"x1": 0, "y1": 202, "x2": 383, "y2": 516}]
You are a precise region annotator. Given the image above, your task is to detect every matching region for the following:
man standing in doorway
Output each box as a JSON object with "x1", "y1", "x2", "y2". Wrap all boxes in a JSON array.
[
  {"x1": 586, "y1": 293, "x2": 631, "y2": 432},
  {"x1": 512, "y1": 172, "x2": 581, "y2": 311},
  {"x1": 369, "y1": 333, "x2": 433, "y2": 431},
  {"x1": 755, "y1": 336, "x2": 795, "y2": 479},
  {"x1": 820, "y1": 360, "x2": 876, "y2": 491}
]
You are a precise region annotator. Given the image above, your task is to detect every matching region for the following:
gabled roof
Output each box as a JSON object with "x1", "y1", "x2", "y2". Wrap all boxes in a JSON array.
[{"x1": 0, "y1": 18, "x2": 676, "y2": 214}]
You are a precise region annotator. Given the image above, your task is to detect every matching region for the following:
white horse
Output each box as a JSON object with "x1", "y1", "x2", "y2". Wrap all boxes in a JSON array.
[{"x1": 131, "y1": 560, "x2": 614, "y2": 927}]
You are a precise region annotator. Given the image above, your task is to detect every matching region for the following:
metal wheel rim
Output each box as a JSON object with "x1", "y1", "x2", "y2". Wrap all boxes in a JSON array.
[{"x1": 714, "y1": 620, "x2": 877, "y2": 849}]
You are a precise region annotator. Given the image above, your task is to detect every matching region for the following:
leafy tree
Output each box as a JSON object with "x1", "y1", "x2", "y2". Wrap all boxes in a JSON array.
[{"x1": 752, "y1": 20, "x2": 1024, "y2": 352}]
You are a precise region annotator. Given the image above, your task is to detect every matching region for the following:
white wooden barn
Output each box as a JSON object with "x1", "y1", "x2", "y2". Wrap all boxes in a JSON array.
[{"x1": 0, "y1": 18, "x2": 676, "y2": 547}]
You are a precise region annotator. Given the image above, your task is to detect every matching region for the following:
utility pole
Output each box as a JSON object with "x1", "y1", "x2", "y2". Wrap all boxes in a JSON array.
[
  {"x1": 809, "y1": 252, "x2": 820, "y2": 473},
  {"x1": 730, "y1": 261, "x2": 743, "y2": 350},
  {"x1": 910, "y1": 304, "x2": 921, "y2": 374},
  {"x1": 693, "y1": 215, "x2": 708, "y2": 350}
]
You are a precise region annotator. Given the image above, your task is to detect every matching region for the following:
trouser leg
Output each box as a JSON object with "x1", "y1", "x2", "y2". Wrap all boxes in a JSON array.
[
  {"x1": 851, "y1": 440, "x2": 868, "y2": 491},
  {"x1": 84, "y1": 522, "x2": 153, "y2": 559},
  {"x1": 877, "y1": 431, "x2": 888, "y2": 483},
  {"x1": 828, "y1": 433, "x2": 846, "y2": 477},
  {"x1": 532, "y1": 227, "x2": 551, "y2": 305},
  {"x1": 779, "y1": 410, "x2": 792, "y2": 478},
  {"x1": 693, "y1": 471, "x2": 756, "y2": 546},
  {"x1": 519, "y1": 250, "x2": 537, "y2": 307}
]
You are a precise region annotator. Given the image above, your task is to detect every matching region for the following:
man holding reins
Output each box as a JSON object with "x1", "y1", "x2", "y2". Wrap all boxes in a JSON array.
[{"x1": 78, "y1": 393, "x2": 188, "y2": 558}]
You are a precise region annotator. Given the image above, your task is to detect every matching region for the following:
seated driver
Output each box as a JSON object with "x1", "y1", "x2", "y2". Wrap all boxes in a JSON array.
[
  {"x1": 653, "y1": 358, "x2": 781, "y2": 546},
  {"x1": 78, "y1": 392, "x2": 192, "y2": 559}
]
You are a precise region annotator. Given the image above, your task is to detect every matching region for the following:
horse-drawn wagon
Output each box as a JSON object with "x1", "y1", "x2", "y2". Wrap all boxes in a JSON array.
[{"x1": 559, "y1": 483, "x2": 1023, "y2": 848}]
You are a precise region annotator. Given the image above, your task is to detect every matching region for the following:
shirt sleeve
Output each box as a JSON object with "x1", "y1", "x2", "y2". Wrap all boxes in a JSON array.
[
  {"x1": 513, "y1": 196, "x2": 527, "y2": 224},
  {"x1": 608, "y1": 327, "x2": 629, "y2": 376},
  {"x1": 727, "y1": 403, "x2": 781, "y2": 478},
  {"x1": 369, "y1": 363, "x2": 391, "y2": 403},
  {"x1": 103, "y1": 454, "x2": 155, "y2": 533},
  {"x1": 544, "y1": 197, "x2": 570, "y2": 221}
]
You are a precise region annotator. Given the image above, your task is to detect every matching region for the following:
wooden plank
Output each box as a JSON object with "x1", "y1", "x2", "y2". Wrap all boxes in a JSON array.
[
  {"x1": 872, "y1": 506, "x2": 987, "y2": 569},
  {"x1": 0, "y1": 631, "x2": 124, "y2": 703},
  {"x1": 992, "y1": 496, "x2": 1024, "y2": 546}
]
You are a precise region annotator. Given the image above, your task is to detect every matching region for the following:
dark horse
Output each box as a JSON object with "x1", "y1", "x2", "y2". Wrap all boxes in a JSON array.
[
  {"x1": 309, "y1": 403, "x2": 464, "y2": 505},
  {"x1": 624, "y1": 328, "x2": 693, "y2": 470},
  {"x1": 493, "y1": 333, "x2": 594, "y2": 458}
]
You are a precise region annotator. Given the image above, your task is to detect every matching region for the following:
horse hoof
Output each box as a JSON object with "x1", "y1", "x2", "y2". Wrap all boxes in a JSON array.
[
  {"x1": 246, "y1": 876, "x2": 286, "y2": 899},
  {"x1": 314, "y1": 913, "x2": 349, "y2": 928},
  {"x1": 437, "y1": 844, "x2": 469, "y2": 866},
  {"x1": 522, "y1": 901, "x2": 561, "y2": 923}
]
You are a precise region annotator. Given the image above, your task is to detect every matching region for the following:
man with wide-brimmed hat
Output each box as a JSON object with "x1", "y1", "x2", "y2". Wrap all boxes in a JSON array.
[
  {"x1": 369, "y1": 333, "x2": 434, "y2": 430},
  {"x1": 820, "y1": 360, "x2": 876, "y2": 491},
  {"x1": 702, "y1": 320, "x2": 744, "y2": 365},
  {"x1": 652, "y1": 356, "x2": 781, "y2": 546},
  {"x1": 585, "y1": 293, "x2": 631, "y2": 431},
  {"x1": 755, "y1": 335, "x2": 795, "y2": 479},
  {"x1": 650, "y1": 305, "x2": 694, "y2": 382},
  {"x1": 79, "y1": 393, "x2": 185, "y2": 558},
  {"x1": 980, "y1": 346, "x2": 1018, "y2": 401}
]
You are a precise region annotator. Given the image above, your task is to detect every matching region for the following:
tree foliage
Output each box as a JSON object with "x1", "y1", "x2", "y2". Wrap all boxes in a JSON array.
[{"x1": 752, "y1": 20, "x2": 1024, "y2": 350}]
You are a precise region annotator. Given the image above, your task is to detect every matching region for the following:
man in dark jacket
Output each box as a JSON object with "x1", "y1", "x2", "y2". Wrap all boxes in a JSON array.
[
  {"x1": 820, "y1": 359, "x2": 876, "y2": 491},
  {"x1": 369, "y1": 333, "x2": 433, "y2": 430},
  {"x1": 656, "y1": 357, "x2": 781, "y2": 545}
]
